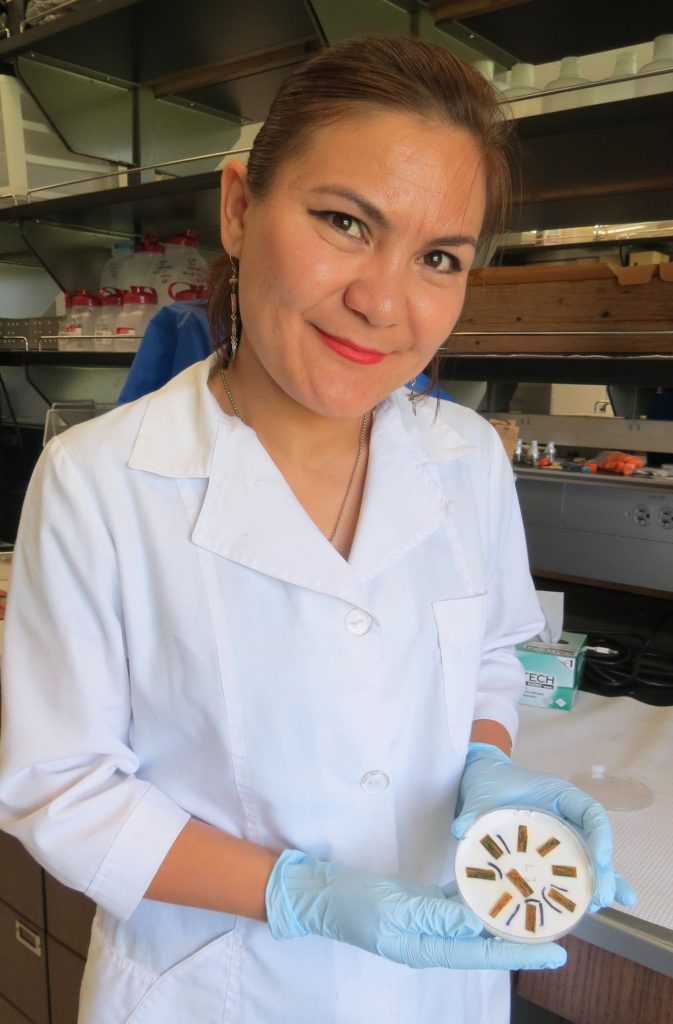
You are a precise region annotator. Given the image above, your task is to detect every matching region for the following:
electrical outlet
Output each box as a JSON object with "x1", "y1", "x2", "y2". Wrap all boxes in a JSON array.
[
  {"x1": 659, "y1": 508, "x2": 673, "y2": 530},
  {"x1": 632, "y1": 504, "x2": 651, "y2": 527}
]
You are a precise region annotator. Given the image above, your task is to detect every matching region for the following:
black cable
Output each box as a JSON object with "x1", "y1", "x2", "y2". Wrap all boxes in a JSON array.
[{"x1": 582, "y1": 609, "x2": 673, "y2": 703}]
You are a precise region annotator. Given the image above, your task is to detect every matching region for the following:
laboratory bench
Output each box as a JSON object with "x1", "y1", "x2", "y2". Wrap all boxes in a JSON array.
[{"x1": 513, "y1": 692, "x2": 673, "y2": 1024}]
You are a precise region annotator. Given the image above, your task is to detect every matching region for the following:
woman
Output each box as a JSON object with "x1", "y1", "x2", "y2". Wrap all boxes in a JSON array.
[{"x1": 0, "y1": 37, "x2": 634, "y2": 1024}]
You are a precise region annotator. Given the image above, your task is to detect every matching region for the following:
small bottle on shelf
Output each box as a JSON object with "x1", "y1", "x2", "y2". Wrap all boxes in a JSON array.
[
  {"x1": 94, "y1": 288, "x2": 124, "y2": 351},
  {"x1": 114, "y1": 286, "x2": 159, "y2": 352},
  {"x1": 58, "y1": 290, "x2": 101, "y2": 352},
  {"x1": 117, "y1": 237, "x2": 165, "y2": 292},
  {"x1": 151, "y1": 230, "x2": 209, "y2": 307}
]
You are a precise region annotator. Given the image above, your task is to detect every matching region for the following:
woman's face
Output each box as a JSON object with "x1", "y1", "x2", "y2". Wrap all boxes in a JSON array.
[{"x1": 221, "y1": 108, "x2": 487, "y2": 419}]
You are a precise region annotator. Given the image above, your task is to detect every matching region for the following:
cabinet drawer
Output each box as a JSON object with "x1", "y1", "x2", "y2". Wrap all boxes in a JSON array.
[
  {"x1": 0, "y1": 993, "x2": 35, "y2": 1024},
  {"x1": 0, "y1": 898, "x2": 49, "y2": 1024},
  {"x1": 44, "y1": 874, "x2": 95, "y2": 959},
  {"x1": 0, "y1": 832, "x2": 45, "y2": 927},
  {"x1": 47, "y1": 937, "x2": 86, "y2": 1024}
]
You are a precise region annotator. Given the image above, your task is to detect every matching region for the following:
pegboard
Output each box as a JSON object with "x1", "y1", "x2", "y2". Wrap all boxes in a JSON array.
[{"x1": 0, "y1": 317, "x2": 62, "y2": 350}]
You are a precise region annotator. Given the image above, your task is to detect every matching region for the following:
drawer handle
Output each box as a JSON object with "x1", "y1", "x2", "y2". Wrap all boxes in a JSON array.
[{"x1": 15, "y1": 920, "x2": 42, "y2": 957}]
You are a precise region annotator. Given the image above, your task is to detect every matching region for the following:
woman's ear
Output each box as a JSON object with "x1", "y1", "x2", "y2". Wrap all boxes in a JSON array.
[{"x1": 220, "y1": 159, "x2": 250, "y2": 257}]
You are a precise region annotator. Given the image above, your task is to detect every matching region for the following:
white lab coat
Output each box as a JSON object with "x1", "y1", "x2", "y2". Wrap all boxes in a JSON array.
[{"x1": 0, "y1": 357, "x2": 543, "y2": 1024}]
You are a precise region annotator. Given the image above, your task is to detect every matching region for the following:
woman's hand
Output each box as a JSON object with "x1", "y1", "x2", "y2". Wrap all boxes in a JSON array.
[
  {"x1": 266, "y1": 849, "x2": 567, "y2": 970},
  {"x1": 452, "y1": 742, "x2": 638, "y2": 913}
]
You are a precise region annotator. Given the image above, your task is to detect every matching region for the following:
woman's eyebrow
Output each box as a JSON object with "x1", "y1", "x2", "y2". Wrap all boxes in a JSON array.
[
  {"x1": 308, "y1": 185, "x2": 478, "y2": 249},
  {"x1": 426, "y1": 232, "x2": 478, "y2": 249},
  {"x1": 308, "y1": 185, "x2": 390, "y2": 228}
]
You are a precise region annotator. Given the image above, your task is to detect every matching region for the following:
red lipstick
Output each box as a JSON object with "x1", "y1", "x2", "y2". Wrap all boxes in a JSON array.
[{"x1": 315, "y1": 327, "x2": 385, "y2": 365}]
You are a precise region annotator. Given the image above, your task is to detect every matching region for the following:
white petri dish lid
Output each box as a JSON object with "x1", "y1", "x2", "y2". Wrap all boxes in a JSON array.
[{"x1": 455, "y1": 807, "x2": 594, "y2": 943}]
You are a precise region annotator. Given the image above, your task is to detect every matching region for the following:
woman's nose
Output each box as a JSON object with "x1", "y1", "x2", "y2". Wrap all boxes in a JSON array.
[{"x1": 343, "y1": 261, "x2": 405, "y2": 328}]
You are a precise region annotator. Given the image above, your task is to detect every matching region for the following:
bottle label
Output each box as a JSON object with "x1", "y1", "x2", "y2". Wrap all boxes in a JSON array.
[
  {"x1": 116, "y1": 326, "x2": 136, "y2": 335},
  {"x1": 64, "y1": 325, "x2": 82, "y2": 335}
]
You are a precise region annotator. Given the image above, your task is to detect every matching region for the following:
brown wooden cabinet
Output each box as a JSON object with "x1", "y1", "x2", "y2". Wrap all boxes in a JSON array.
[
  {"x1": 0, "y1": 832, "x2": 45, "y2": 928},
  {"x1": 0, "y1": 835, "x2": 94, "y2": 1024},
  {"x1": 46, "y1": 938, "x2": 87, "y2": 1024},
  {"x1": 516, "y1": 935, "x2": 673, "y2": 1024},
  {"x1": 0, "y1": 898, "x2": 49, "y2": 1024},
  {"x1": 0, "y1": 993, "x2": 35, "y2": 1024}
]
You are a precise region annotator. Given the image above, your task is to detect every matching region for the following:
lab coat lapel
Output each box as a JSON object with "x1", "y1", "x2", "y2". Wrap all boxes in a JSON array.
[
  {"x1": 192, "y1": 418, "x2": 366, "y2": 606},
  {"x1": 130, "y1": 362, "x2": 474, "y2": 601},
  {"x1": 129, "y1": 360, "x2": 364, "y2": 605},
  {"x1": 348, "y1": 394, "x2": 474, "y2": 583}
]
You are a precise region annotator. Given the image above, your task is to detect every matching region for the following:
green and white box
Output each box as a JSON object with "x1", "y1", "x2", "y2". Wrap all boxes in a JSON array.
[{"x1": 516, "y1": 631, "x2": 588, "y2": 711}]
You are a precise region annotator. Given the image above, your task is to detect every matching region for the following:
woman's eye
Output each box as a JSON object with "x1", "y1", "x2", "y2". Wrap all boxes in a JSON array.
[
  {"x1": 328, "y1": 212, "x2": 363, "y2": 238},
  {"x1": 308, "y1": 209, "x2": 365, "y2": 241},
  {"x1": 423, "y1": 250, "x2": 461, "y2": 273}
]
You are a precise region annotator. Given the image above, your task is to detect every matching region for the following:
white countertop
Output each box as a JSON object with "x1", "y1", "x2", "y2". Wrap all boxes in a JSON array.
[
  {"x1": 516, "y1": 691, "x2": 673, "y2": 931},
  {"x1": 516, "y1": 691, "x2": 673, "y2": 973}
]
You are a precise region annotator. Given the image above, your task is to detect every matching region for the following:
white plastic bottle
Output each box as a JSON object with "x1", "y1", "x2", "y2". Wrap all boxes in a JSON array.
[
  {"x1": 115, "y1": 286, "x2": 159, "y2": 352},
  {"x1": 94, "y1": 288, "x2": 124, "y2": 351},
  {"x1": 118, "y1": 237, "x2": 165, "y2": 292},
  {"x1": 542, "y1": 57, "x2": 592, "y2": 112},
  {"x1": 151, "y1": 230, "x2": 209, "y2": 307},
  {"x1": 504, "y1": 62, "x2": 537, "y2": 98},
  {"x1": 99, "y1": 240, "x2": 134, "y2": 290},
  {"x1": 58, "y1": 290, "x2": 101, "y2": 352},
  {"x1": 636, "y1": 36, "x2": 673, "y2": 97}
]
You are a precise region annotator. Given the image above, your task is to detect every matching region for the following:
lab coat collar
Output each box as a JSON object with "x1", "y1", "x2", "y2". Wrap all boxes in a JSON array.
[
  {"x1": 128, "y1": 357, "x2": 220, "y2": 478},
  {"x1": 129, "y1": 358, "x2": 475, "y2": 601},
  {"x1": 347, "y1": 392, "x2": 473, "y2": 582}
]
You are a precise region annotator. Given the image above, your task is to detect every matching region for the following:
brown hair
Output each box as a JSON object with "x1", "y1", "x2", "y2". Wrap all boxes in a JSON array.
[{"x1": 209, "y1": 35, "x2": 515, "y2": 373}]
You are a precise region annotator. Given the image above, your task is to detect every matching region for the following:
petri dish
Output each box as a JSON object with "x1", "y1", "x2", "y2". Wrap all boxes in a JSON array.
[{"x1": 455, "y1": 807, "x2": 593, "y2": 943}]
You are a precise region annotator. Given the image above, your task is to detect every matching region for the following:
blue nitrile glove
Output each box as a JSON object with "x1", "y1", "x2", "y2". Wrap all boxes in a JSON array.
[
  {"x1": 452, "y1": 743, "x2": 638, "y2": 913},
  {"x1": 265, "y1": 849, "x2": 567, "y2": 970}
]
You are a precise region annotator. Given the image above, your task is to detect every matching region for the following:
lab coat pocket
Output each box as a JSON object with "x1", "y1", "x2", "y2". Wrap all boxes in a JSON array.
[
  {"x1": 126, "y1": 925, "x2": 236, "y2": 1024},
  {"x1": 79, "y1": 918, "x2": 236, "y2": 1024},
  {"x1": 78, "y1": 919, "x2": 159, "y2": 1023},
  {"x1": 433, "y1": 594, "x2": 487, "y2": 754}
]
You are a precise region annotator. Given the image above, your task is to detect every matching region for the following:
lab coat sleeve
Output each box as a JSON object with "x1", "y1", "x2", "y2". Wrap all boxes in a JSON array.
[
  {"x1": 0, "y1": 438, "x2": 190, "y2": 921},
  {"x1": 471, "y1": 424, "x2": 544, "y2": 742}
]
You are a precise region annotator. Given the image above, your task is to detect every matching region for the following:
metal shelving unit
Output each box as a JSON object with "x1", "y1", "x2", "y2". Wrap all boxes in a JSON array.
[{"x1": 0, "y1": 0, "x2": 670, "y2": 375}]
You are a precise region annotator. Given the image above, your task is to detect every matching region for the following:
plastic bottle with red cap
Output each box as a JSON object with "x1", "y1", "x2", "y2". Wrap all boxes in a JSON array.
[
  {"x1": 94, "y1": 288, "x2": 125, "y2": 351},
  {"x1": 115, "y1": 286, "x2": 159, "y2": 352},
  {"x1": 151, "y1": 230, "x2": 209, "y2": 307},
  {"x1": 58, "y1": 290, "x2": 101, "y2": 352},
  {"x1": 99, "y1": 240, "x2": 134, "y2": 290},
  {"x1": 118, "y1": 236, "x2": 165, "y2": 292},
  {"x1": 168, "y1": 282, "x2": 210, "y2": 303}
]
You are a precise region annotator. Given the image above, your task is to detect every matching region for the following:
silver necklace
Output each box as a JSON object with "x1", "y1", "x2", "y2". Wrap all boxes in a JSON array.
[{"x1": 220, "y1": 369, "x2": 367, "y2": 544}]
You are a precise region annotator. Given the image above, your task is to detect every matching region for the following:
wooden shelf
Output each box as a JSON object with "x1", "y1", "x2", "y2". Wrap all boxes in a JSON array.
[{"x1": 453, "y1": 263, "x2": 673, "y2": 356}]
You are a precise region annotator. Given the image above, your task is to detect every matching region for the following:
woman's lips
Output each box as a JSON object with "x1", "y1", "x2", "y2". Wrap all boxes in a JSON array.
[{"x1": 315, "y1": 327, "x2": 385, "y2": 365}]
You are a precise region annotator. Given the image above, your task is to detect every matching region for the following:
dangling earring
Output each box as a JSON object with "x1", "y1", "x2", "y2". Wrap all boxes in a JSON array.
[
  {"x1": 228, "y1": 253, "x2": 239, "y2": 363},
  {"x1": 408, "y1": 377, "x2": 418, "y2": 416}
]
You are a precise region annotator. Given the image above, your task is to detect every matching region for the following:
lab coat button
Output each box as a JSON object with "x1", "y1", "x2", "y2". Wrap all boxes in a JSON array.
[
  {"x1": 360, "y1": 770, "x2": 390, "y2": 793},
  {"x1": 344, "y1": 608, "x2": 372, "y2": 636}
]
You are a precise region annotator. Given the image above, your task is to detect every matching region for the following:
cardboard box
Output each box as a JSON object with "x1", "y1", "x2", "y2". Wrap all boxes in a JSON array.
[{"x1": 516, "y1": 631, "x2": 587, "y2": 711}]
